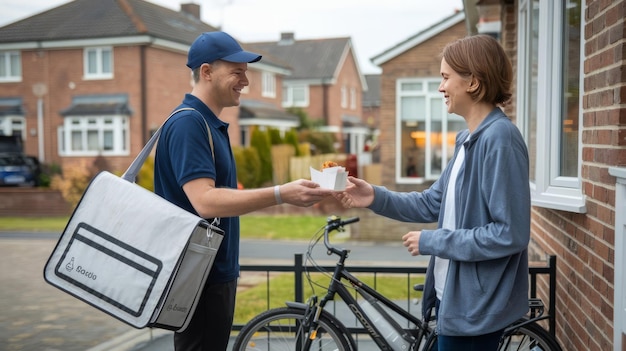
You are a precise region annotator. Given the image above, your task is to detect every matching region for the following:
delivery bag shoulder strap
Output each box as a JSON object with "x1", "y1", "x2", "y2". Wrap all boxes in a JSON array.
[{"x1": 122, "y1": 107, "x2": 214, "y2": 182}]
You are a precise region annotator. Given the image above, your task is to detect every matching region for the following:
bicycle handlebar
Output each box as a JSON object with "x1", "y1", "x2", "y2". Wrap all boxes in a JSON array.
[{"x1": 323, "y1": 216, "x2": 359, "y2": 256}]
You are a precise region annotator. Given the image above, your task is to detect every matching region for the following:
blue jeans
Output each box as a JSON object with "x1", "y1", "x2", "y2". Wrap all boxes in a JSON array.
[{"x1": 433, "y1": 299, "x2": 504, "y2": 351}]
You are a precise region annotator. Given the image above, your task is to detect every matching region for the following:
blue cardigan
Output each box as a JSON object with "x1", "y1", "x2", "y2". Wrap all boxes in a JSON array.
[{"x1": 369, "y1": 108, "x2": 530, "y2": 336}]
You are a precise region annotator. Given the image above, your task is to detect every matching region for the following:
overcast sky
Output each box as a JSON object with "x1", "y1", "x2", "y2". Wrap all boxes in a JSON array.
[{"x1": 0, "y1": 0, "x2": 465, "y2": 74}]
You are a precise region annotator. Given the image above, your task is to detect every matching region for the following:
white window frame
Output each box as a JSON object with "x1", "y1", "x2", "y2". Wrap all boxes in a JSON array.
[
  {"x1": 84, "y1": 47, "x2": 113, "y2": 80},
  {"x1": 0, "y1": 116, "x2": 26, "y2": 137},
  {"x1": 395, "y1": 78, "x2": 462, "y2": 183},
  {"x1": 262, "y1": 71, "x2": 276, "y2": 98},
  {"x1": 58, "y1": 115, "x2": 129, "y2": 156},
  {"x1": 0, "y1": 51, "x2": 22, "y2": 82},
  {"x1": 282, "y1": 84, "x2": 309, "y2": 107},
  {"x1": 517, "y1": 0, "x2": 586, "y2": 213}
]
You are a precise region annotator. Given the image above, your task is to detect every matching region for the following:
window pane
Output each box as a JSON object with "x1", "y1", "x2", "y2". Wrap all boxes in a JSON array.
[
  {"x1": 71, "y1": 131, "x2": 83, "y2": 151},
  {"x1": 447, "y1": 118, "x2": 466, "y2": 163},
  {"x1": 430, "y1": 120, "x2": 443, "y2": 175},
  {"x1": 103, "y1": 131, "x2": 113, "y2": 150},
  {"x1": 293, "y1": 87, "x2": 305, "y2": 103},
  {"x1": 87, "y1": 50, "x2": 97, "y2": 74},
  {"x1": 10, "y1": 52, "x2": 20, "y2": 76},
  {"x1": 0, "y1": 54, "x2": 5, "y2": 76},
  {"x1": 431, "y1": 97, "x2": 444, "y2": 121},
  {"x1": 428, "y1": 82, "x2": 440, "y2": 92},
  {"x1": 102, "y1": 49, "x2": 112, "y2": 74},
  {"x1": 401, "y1": 82, "x2": 422, "y2": 91},
  {"x1": 400, "y1": 96, "x2": 425, "y2": 121},
  {"x1": 560, "y1": 0, "x2": 580, "y2": 177},
  {"x1": 87, "y1": 130, "x2": 99, "y2": 151},
  {"x1": 402, "y1": 121, "x2": 425, "y2": 177},
  {"x1": 122, "y1": 128, "x2": 127, "y2": 150}
]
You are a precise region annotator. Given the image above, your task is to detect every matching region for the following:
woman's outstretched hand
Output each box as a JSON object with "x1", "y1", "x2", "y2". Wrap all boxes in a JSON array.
[{"x1": 333, "y1": 176, "x2": 375, "y2": 208}]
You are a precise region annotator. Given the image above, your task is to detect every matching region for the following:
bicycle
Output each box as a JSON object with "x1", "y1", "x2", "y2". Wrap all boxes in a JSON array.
[{"x1": 232, "y1": 216, "x2": 562, "y2": 351}]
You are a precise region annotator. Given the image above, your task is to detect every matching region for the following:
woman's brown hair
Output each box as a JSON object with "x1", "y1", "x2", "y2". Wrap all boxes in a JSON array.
[{"x1": 441, "y1": 34, "x2": 513, "y2": 106}]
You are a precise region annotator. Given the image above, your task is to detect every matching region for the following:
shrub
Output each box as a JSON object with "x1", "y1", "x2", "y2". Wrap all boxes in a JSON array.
[
  {"x1": 137, "y1": 156, "x2": 154, "y2": 192},
  {"x1": 284, "y1": 130, "x2": 301, "y2": 156},
  {"x1": 50, "y1": 161, "x2": 93, "y2": 208},
  {"x1": 37, "y1": 162, "x2": 62, "y2": 188},
  {"x1": 233, "y1": 146, "x2": 262, "y2": 188},
  {"x1": 250, "y1": 128, "x2": 273, "y2": 185},
  {"x1": 268, "y1": 128, "x2": 283, "y2": 145},
  {"x1": 299, "y1": 130, "x2": 336, "y2": 154}
]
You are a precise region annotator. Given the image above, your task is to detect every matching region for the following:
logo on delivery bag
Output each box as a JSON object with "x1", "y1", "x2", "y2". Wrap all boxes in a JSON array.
[{"x1": 65, "y1": 256, "x2": 97, "y2": 280}]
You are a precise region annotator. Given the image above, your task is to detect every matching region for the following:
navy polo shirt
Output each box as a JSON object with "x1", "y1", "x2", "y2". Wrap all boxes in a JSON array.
[{"x1": 154, "y1": 93, "x2": 239, "y2": 283}]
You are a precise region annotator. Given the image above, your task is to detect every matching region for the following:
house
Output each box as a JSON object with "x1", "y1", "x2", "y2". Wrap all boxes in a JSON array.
[
  {"x1": 367, "y1": 0, "x2": 626, "y2": 350},
  {"x1": 245, "y1": 33, "x2": 371, "y2": 160},
  {"x1": 0, "y1": 0, "x2": 295, "y2": 173},
  {"x1": 362, "y1": 74, "x2": 381, "y2": 131},
  {"x1": 371, "y1": 10, "x2": 467, "y2": 187}
]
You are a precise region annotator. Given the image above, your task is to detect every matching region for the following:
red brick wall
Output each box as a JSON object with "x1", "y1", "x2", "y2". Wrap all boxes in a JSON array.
[
  {"x1": 499, "y1": 1, "x2": 625, "y2": 350},
  {"x1": 0, "y1": 188, "x2": 71, "y2": 217}
]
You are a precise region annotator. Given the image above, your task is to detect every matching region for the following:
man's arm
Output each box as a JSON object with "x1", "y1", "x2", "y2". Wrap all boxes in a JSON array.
[{"x1": 183, "y1": 177, "x2": 334, "y2": 218}]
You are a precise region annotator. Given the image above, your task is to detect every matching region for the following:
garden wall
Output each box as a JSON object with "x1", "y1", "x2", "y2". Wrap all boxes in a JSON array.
[{"x1": 0, "y1": 188, "x2": 72, "y2": 217}]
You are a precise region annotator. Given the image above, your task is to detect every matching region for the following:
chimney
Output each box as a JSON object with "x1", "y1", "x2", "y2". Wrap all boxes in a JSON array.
[
  {"x1": 181, "y1": 3, "x2": 201, "y2": 20},
  {"x1": 278, "y1": 32, "x2": 295, "y2": 45}
]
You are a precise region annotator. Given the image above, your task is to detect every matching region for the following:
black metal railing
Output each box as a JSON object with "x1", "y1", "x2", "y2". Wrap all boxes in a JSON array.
[{"x1": 234, "y1": 254, "x2": 557, "y2": 338}]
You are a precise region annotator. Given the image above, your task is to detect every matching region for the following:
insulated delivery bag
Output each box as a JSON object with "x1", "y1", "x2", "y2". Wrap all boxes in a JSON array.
[{"x1": 43, "y1": 108, "x2": 222, "y2": 332}]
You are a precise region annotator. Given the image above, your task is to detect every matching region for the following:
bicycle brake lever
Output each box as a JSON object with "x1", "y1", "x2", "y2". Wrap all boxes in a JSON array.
[{"x1": 327, "y1": 248, "x2": 350, "y2": 256}]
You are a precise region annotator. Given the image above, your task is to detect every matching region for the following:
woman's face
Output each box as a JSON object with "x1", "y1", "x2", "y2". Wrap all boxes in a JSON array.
[{"x1": 438, "y1": 58, "x2": 473, "y2": 117}]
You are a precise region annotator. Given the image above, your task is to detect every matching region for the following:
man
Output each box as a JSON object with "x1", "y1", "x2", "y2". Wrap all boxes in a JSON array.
[{"x1": 154, "y1": 31, "x2": 333, "y2": 351}]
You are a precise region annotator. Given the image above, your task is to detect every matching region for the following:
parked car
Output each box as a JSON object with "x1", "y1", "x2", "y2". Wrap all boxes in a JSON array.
[{"x1": 0, "y1": 154, "x2": 37, "y2": 186}]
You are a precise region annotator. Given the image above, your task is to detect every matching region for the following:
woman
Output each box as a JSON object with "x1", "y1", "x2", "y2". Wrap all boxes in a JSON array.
[{"x1": 337, "y1": 35, "x2": 530, "y2": 350}]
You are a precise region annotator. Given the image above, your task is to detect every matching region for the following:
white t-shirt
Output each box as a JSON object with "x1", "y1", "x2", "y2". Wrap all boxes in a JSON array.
[{"x1": 434, "y1": 138, "x2": 468, "y2": 300}]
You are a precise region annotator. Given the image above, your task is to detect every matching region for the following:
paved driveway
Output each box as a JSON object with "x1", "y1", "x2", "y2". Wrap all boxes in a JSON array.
[{"x1": 0, "y1": 237, "x2": 135, "y2": 351}]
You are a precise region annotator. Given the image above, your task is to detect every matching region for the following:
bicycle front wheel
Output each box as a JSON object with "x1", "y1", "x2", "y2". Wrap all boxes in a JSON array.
[
  {"x1": 232, "y1": 306, "x2": 353, "y2": 351},
  {"x1": 499, "y1": 319, "x2": 562, "y2": 351}
]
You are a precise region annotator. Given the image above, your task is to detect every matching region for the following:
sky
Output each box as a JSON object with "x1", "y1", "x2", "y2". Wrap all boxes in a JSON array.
[{"x1": 0, "y1": 0, "x2": 464, "y2": 74}]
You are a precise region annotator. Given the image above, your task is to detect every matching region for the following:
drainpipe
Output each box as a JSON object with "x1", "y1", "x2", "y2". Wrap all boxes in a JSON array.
[
  {"x1": 32, "y1": 83, "x2": 47, "y2": 162},
  {"x1": 323, "y1": 83, "x2": 329, "y2": 125},
  {"x1": 140, "y1": 45, "x2": 147, "y2": 143},
  {"x1": 463, "y1": 0, "x2": 479, "y2": 35}
]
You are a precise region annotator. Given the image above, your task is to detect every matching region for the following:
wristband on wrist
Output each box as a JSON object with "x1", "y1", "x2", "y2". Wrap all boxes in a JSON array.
[{"x1": 274, "y1": 185, "x2": 283, "y2": 205}]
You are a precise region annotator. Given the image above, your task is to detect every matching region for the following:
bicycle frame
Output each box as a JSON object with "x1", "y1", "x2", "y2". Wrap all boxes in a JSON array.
[
  {"x1": 325, "y1": 266, "x2": 433, "y2": 350},
  {"x1": 300, "y1": 216, "x2": 435, "y2": 351}
]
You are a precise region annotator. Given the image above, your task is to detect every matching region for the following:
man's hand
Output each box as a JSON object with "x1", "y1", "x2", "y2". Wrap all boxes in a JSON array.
[{"x1": 280, "y1": 179, "x2": 334, "y2": 207}]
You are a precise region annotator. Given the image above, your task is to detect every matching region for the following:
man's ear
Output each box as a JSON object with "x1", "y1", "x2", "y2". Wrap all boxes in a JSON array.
[{"x1": 200, "y1": 63, "x2": 212, "y2": 80}]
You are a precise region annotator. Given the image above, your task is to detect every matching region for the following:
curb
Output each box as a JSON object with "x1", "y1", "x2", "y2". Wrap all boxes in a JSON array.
[{"x1": 86, "y1": 329, "x2": 171, "y2": 351}]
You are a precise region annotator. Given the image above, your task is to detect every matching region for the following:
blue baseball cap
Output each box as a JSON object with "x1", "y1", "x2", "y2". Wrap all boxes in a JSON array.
[{"x1": 186, "y1": 31, "x2": 262, "y2": 69}]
